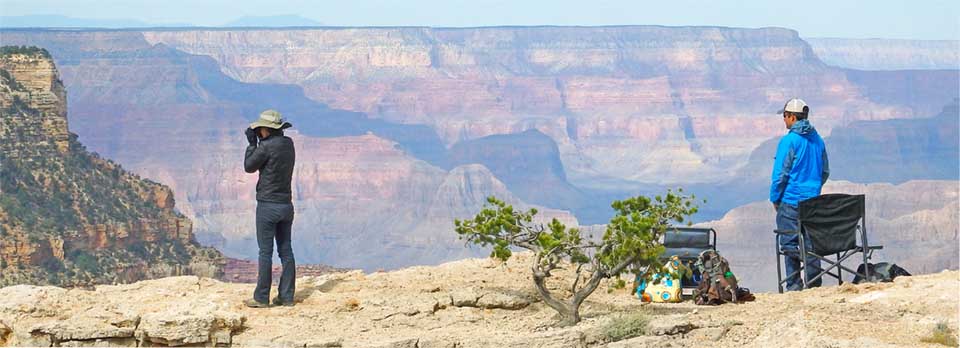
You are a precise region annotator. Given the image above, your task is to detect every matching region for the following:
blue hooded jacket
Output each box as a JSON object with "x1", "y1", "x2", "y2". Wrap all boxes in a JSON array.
[{"x1": 770, "y1": 119, "x2": 829, "y2": 206}]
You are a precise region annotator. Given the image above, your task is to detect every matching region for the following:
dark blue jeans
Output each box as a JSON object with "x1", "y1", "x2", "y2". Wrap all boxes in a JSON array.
[
  {"x1": 254, "y1": 201, "x2": 295, "y2": 304},
  {"x1": 777, "y1": 203, "x2": 822, "y2": 291}
]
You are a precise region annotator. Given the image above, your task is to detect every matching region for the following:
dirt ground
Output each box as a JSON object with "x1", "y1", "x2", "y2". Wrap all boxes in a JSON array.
[{"x1": 1, "y1": 253, "x2": 957, "y2": 347}]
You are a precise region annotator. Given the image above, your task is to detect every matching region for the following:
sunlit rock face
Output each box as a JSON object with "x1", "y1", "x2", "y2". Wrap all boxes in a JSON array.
[
  {"x1": 0, "y1": 48, "x2": 223, "y2": 286},
  {"x1": 140, "y1": 26, "x2": 954, "y2": 185}
]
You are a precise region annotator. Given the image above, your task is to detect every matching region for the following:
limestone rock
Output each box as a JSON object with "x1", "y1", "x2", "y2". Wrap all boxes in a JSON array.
[
  {"x1": 30, "y1": 307, "x2": 139, "y2": 343},
  {"x1": 0, "y1": 256, "x2": 957, "y2": 347},
  {"x1": 135, "y1": 306, "x2": 244, "y2": 346},
  {"x1": 605, "y1": 335, "x2": 670, "y2": 348},
  {"x1": 646, "y1": 317, "x2": 697, "y2": 336},
  {"x1": 367, "y1": 338, "x2": 419, "y2": 348},
  {"x1": 449, "y1": 288, "x2": 481, "y2": 307},
  {"x1": 476, "y1": 291, "x2": 535, "y2": 310}
]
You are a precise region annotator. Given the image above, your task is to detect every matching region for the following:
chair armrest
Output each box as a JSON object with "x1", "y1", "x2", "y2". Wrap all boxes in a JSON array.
[
  {"x1": 867, "y1": 245, "x2": 884, "y2": 250},
  {"x1": 774, "y1": 229, "x2": 798, "y2": 235}
]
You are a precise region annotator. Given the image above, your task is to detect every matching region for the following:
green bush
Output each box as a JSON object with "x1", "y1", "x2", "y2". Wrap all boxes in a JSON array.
[
  {"x1": 69, "y1": 250, "x2": 99, "y2": 274},
  {"x1": 602, "y1": 313, "x2": 649, "y2": 342},
  {"x1": 0, "y1": 45, "x2": 52, "y2": 58},
  {"x1": 455, "y1": 190, "x2": 698, "y2": 326}
]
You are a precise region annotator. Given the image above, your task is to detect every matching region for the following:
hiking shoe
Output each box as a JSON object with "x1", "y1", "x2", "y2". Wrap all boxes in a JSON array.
[
  {"x1": 272, "y1": 297, "x2": 295, "y2": 307},
  {"x1": 244, "y1": 299, "x2": 270, "y2": 308}
]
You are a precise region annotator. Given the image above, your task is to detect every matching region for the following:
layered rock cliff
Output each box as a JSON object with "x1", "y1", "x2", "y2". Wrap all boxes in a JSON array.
[
  {"x1": 0, "y1": 46, "x2": 223, "y2": 286},
  {"x1": 827, "y1": 100, "x2": 959, "y2": 183},
  {"x1": 186, "y1": 132, "x2": 577, "y2": 270},
  {"x1": 138, "y1": 27, "x2": 956, "y2": 185},
  {"x1": 807, "y1": 38, "x2": 960, "y2": 70},
  {"x1": 1, "y1": 28, "x2": 956, "y2": 273},
  {"x1": 0, "y1": 33, "x2": 581, "y2": 270}
]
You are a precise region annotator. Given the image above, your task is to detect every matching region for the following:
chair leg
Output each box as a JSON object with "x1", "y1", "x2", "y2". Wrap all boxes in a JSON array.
[
  {"x1": 776, "y1": 238, "x2": 784, "y2": 294},
  {"x1": 798, "y1": 233, "x2": 808, "y2": 289},
  {"x1": 862, "y1": 245, "x2": 872, "y2": 282},
  {"x1": 837, "y1": 252, "x2": 843, "y2": 285}
]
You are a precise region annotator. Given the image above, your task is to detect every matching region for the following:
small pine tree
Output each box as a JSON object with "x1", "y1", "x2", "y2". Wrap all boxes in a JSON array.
[{"x1": 455, "y1": 190, "x2": 698, "y2": 326}]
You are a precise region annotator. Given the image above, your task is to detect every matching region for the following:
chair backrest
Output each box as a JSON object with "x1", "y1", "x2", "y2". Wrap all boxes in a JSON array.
[
  {"x1": 662, "y1": 227, "x2": 716, "y2": 261},
  {"x1": 798, "y1": 194, "x2": 865, "y2": 255}
]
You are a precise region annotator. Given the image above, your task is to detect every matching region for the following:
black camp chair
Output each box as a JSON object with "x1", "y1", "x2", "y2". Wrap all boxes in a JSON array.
[
  {"x1": 774, "y1": 194, "x2": 884, "y2": 293},
  {"x1": 662, "y1": 227, "x2": 717, "y2": 296}
]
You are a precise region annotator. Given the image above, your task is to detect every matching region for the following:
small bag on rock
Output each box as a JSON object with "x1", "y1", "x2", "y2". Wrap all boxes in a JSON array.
[
  {"x1": 853, "y1": 262, "x2": 911, "y2": 283},
  {"x1": 692, "y1": 250, "x2": 755, "y2": 305}
]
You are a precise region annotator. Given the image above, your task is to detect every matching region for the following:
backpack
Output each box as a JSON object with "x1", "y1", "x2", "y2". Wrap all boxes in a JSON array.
[
  {"x1": 853, "y1": 262, "x2": 911, "y2": 284},
  {"x1": 692, "y1": 250, "x2": 755, "y2": 305}
]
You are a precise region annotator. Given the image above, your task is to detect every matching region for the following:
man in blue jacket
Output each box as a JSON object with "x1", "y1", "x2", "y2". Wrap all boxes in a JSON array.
[{"x1": 771, "y1": 98, "x2": 829, "y2": 291}]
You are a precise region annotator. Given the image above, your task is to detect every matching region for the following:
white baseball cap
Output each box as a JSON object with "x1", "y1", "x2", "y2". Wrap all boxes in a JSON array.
[{"x1": 778, "y1": 98, "x2": 809, "y2": 115}]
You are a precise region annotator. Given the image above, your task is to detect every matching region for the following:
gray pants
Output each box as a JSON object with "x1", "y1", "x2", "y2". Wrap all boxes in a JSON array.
[{"x1": 254, "y1": 201, "x2": 295, "y2": 303}]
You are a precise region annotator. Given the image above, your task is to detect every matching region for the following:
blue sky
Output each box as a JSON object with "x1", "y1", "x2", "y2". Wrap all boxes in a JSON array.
[{"x1": 2, "y1": 0, "x2": 958, "y2": 40}]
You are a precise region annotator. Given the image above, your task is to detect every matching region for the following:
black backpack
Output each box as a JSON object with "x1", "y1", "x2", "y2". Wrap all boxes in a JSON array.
[{"x1": 853, "y1": 262, "x2": 911, "y2": 283}]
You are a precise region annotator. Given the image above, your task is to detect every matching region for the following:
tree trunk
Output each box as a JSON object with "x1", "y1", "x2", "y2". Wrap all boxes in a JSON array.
[
  {"x1": 556, "y1": 305, "x2": 580, "y2": 327},
  {"x1": 532, "y1": 265, "x2": 583, "y2": 326}
]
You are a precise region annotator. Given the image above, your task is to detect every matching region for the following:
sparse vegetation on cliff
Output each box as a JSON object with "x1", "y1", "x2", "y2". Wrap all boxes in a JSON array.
[
  {"x1": 455, "y1": 190, "x2": 698, "y2": 325},
  {"x1": 0, "y1": 45, "x2": 51, "y2": 59},
  {"x1": 0, "y1": 48, "x2": 223, "y2": 286}
]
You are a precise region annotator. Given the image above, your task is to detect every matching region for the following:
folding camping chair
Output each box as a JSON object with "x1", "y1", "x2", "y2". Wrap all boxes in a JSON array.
[
  {"x1": 662, "y1": 227, "x2": 717, "y2": 296},
  {"x1": 774, "y1": 194, "x2": 884, "y2": 293}
]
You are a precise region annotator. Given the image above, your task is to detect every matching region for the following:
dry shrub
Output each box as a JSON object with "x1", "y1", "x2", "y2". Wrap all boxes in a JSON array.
[
  {"x1": 921, "y1": 322, "x2": 959, "y2": 347},
  {"x1": 602, "y1": 312, "x2": 649, "y2": 342}
]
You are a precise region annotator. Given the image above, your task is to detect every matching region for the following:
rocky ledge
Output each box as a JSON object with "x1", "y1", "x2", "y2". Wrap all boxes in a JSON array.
[{"x1": 0, "y1": 253, "x2": 957, "y2": 347}]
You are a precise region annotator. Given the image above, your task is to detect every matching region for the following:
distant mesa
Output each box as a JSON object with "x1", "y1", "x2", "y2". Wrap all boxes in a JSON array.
[{"x1": 807, "y1": 37, "x2": 960, "y2": 71}]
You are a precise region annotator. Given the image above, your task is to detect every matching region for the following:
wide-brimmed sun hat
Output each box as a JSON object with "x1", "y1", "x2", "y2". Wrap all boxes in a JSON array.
[{"x1": 249, "y1": 109, "x2": 293, "y2": 130}]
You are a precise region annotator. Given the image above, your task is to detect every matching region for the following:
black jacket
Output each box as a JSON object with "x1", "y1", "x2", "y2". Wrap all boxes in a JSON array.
[{"x1": 244, "y1": 134, "x2": 295, "y2": 203}]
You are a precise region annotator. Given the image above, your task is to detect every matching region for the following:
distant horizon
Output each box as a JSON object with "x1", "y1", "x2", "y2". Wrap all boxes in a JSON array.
[
  {"x1": 1, "y1": 0, "x2": 958, "y2": 40},
  {"x1": 1, "y1": 18, "x2": 958, "y2": 42}
]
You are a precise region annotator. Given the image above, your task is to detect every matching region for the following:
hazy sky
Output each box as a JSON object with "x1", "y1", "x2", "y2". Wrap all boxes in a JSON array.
[{"x1": 2, "y1": 0, "x2": 959, "y2": 40}]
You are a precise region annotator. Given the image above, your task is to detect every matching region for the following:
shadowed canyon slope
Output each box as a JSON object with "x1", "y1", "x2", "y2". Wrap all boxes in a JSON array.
[
  {"x1": 0, "y1": 47, "x2": 222, "y2": 286},
  {"x1": 2, "y1": 27, "x2": 957, "y2": 273}
]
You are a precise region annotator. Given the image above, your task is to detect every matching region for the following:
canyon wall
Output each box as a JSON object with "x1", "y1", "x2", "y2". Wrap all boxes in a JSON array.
[
  {"x1": 2, "y1": 27, "x2": 956, "y2": 273},
  {"x1": 0, "y1": 47, "x2": 223, "y2": 286},
  {"x1": 0, "y1": 33, "x2": 578, "y2": 270},
  {"x1": 139, "y1": 27, "x2": 955, "y2": 185},
  {"x1": 807, "y1": 38, "x2": 960, "y2": 70}
]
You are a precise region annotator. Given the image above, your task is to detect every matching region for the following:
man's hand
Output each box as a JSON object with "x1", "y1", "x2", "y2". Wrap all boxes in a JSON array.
[
  {"x1": 773, "y1": 203, "x2": 779, "y2": 212},
  {"x1": 245, "y1": 128, "x2": 258, "y2": 146}
]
